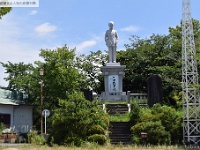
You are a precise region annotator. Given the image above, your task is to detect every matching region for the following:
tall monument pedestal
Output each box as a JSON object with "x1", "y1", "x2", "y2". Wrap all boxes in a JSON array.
[{"x1": 101, "y1": 63, "x2": 126, "y2": 102}]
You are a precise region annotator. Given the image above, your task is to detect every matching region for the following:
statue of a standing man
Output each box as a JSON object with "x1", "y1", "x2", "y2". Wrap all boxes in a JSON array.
[{"x1": 105, "y1": 21, "x2": 118, "y2": 63}]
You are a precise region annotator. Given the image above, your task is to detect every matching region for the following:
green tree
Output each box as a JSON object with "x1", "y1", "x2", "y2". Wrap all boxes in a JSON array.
[
  {"x1": 1, "y1": 46, "x2": 85, "y2": 130},
  {"x1": 118, "y1": 19, "x2": 200, "y2": 103},
  {"x1": 130, "y1": 104, "x2": 182, "y2": 145},
  {"x1": 75, "y1": 50, "x2": 107, "y2": 93},
  {"x1": 0, "y1": 7, "x2": 12, "y2": 19},
  {"x1": 0, "y1": 61, "x2": 33, "y2": 90},
  {"x1": 120, "y1": 34, "x2": 182, "y2": 99},
  {"x1": 51, "y1": 91, "x2": 109, "y2": 146}
]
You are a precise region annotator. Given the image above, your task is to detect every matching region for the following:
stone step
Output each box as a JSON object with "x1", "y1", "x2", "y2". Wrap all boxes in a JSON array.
[
  {"x1": 106, "y1": 104, "x2": 128, "y2": 114},
  {"x1": 110, "y1": 130, "x2": 130, "y2": 134},
  {"x1": 110, "y1": 135, "x2": 132, "y2": 145},
  {"x1": 106, "y1": 104, "x2": 128, "y2": 107},
  {"x1": 110, "y1": 122, "x2": 131, "y2": 127},
  {"x1": 109, "y1": 121, "x2": 132, "y2": 145}
]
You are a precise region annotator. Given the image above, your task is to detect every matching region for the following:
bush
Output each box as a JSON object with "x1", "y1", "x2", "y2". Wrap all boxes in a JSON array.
[
  {"x1": 151, "y1": 104, "x2": 182, "y2": 144},
  {"x1": 130, "y1": 103, "x2": 182, "y2": 145},
  {"x1": 28, "y1": 130, "x2": 46, "y2": 145},
  {"x1": 0, "y1": 123, "x2": 5, "y2": 134},
  {"x1": 87, "y1": 134, "x2": 107, "y2": 145},
  {"x1": 50, "y1": 91, "x2": 109, "y2": 146},
  {"x1": 88, "y1": 125, "x2": 105, "y2": 135},
  {"x1": 64, "y1": 134, "x2": 83, "y2": 146},
  {"x1": 129, "y1": 101, "x2": 141, "y2": 125},
  {"x1": 131, "y1": 121, "x2": 170, "y2": 145}
]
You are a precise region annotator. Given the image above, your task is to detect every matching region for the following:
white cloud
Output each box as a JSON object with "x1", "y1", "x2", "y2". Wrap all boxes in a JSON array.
[
  {"x1": 0, "y1": 41, "x2": 41, "y2": 87},
  {"x1": 29, "y1": 10, "x2": 37, "y2": 15},
  {"x1": 75, "y1": 39, "x2": 97, "y2": 53},
  {"x1": 120, "y1": 25, "x2": 140, "y2": 32},
  {"x1": 0, "y1": 15, "x2": 51, "y2": 87},
  {"x1": 35, "y1": 22, "x2": 57, "y2": 36}
]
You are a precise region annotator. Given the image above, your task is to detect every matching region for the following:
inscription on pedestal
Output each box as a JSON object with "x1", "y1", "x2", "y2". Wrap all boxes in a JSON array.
[{"x1": 108, "y1": 75, "x2": 119, "y2": 95}]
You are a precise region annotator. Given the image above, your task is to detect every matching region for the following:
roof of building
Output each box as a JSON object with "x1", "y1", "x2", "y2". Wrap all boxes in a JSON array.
[
  {"x1": 0, "y1": 97, "x2": 19, "y2": 105},
  {"x1": 0, "y1": 88, "x2": 33, "y2": 106}
]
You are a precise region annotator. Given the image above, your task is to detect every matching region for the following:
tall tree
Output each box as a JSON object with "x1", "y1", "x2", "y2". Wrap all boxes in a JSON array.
[
  {"x1": 75, "y1": 50, "x2": 107, "y2": 93},
  {"x1": 1, "y1": 46, "x2": 85, "y2": 128},
  {"x1": 0, "y1": 7, "x2": 12, "y2": 19},
  {"x1": 118, "y1": 19, "x2": 200, "y2": 104}
]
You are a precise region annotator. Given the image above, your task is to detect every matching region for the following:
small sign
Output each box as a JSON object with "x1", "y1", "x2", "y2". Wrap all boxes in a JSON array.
[{"x1": 42, "y1": 109, "x2": 50, "y2": 117}]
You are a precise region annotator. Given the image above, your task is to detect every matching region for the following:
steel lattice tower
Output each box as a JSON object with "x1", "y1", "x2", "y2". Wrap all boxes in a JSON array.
[{"x1": 182, "y1": 0, "x2": 200, "y2": 145}]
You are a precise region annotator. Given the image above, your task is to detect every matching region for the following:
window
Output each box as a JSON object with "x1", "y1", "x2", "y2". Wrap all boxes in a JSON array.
[{"x1": 0, "y1": 114, "x2": 10, "y2": 128}]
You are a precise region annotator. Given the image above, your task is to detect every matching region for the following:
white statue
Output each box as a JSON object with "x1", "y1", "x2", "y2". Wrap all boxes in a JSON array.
[{"x1": 105, "y1": 21, "x2": 118, "y2": 63}]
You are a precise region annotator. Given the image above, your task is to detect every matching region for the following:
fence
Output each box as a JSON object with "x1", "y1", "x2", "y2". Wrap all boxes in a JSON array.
[
  {"x1": 94, "y1": 91, "x2": 148, "y2": 106},
  {"x1": 127, "y1": 91, "x2": 148, "y2": 106}
]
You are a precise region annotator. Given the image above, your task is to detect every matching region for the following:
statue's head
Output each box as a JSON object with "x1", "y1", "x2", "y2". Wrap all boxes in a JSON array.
[{"x1": 108, "y1": 21, "x2": 114, "y2": 28}]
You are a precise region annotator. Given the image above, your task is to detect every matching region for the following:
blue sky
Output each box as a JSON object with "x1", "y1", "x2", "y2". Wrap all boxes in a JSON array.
[{"x1": 0, "y1": 0, "x2": 200, "y2": 86}]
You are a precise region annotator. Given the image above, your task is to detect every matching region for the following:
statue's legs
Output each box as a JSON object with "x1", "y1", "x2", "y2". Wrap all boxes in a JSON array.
[
  {"x1": 109, "y1": 46, "x2": 116, "y2": 63},
  {"x1": 108, "y1": 47, "x2": 112, "y2": 63},
  {"x1": 112, "y1": 46, "x2": 116, "y2": 63}
]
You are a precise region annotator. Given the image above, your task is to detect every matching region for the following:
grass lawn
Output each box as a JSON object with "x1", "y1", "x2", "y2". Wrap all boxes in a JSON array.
[{"x1": 0, "y1": 144, "x2": 195, "y2": 150}]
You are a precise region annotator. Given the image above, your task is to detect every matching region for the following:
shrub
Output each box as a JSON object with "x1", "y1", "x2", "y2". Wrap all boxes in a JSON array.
[
  {"x1": 129, "y1": 101, "x2": 141, "y2": 125},
  {"x1": 50, "y1": 91, "x2": 109, "y2": 146},
  {"x1": 87, "y1": 134, "x2": 107, "y2": 145},
  {"x1": 64, "y1": 134, "x2": 83, "y2": 146},
  {"x1": 130, "y1": 103, "x2": 182, "y2": 145},
  {"x1": 27, "y1": 130, "x2": 46, "y2": 145},
  {"x1": 0, "y1": 123, "x2": 5, "y2": 134},
  {"x1": 151, "y1": 104, "x2": 182, "y2": 144},
  {"x1": 88, "y1": 125, "x2": 105, "y2": 135},
  {"x1": 131, "y1": 121, "x2": 170, "y2": 145}
]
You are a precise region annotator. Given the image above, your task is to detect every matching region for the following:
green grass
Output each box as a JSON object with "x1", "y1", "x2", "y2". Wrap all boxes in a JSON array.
[
  {"x1": 104, "y1": 101, "x2": 128, "y2": 104},
  {"x1": 0, "y1": 144, "x2": 191, "y2": 150},
  {"x1": 109, "y1": 112, "x2": 130, "y2": 122}
]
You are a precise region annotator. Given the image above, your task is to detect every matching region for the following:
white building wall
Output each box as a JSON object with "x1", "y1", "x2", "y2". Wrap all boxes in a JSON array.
[{"x1": 13, "y1": 105, "x2": 33, "y2": 133}]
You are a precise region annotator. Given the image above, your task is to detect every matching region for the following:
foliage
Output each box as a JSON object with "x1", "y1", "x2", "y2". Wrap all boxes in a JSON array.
[
  {"x1": 131, "y1": 121, "x2": 170, "y2": 145},
  {"x1": 88, "y1": 125, "x2": 105, "y2": 135},
  {"x1": 109, "y1": 113, "x2": 130, "y2": 122},
  {"x1": 1, "y1": 46, "x2": 85, "y2": 130},
  {"x1": 129, "y1": 101, "x2": 141, "y2": 125},
  {"x1": 0, "y1": 123, "x2": 5, "y2": 134},
  {"x1": 87, "y1": 134, "x2": 107, "y2": 145},
  {"x1": 0, "y1": 7, "x2": 12, "y2": 19},
  {"x1": 3, "y1": 144, "x2": 187, "y2": 150},
  {"x1": 117, "y1": 19, "x2": 200, "y2": 104},
  {"x1": 27, "y1": 130, "x2": 46, "y2": 145},
  {"x1": 119, "y1": 33, "x2": 182, "y2": 103},
  {"x1": 75, "y1": 50, "x2": 107, "y2": 93},
  {"x1": 64, "y1": 134, "x2": 83, "y2": 146},
  {"x1": 50, "y1": 91, "x2": 109, "y2": 146},
  {"x1": 130, "y1": 103, "x2": 182, "y2": 145}
]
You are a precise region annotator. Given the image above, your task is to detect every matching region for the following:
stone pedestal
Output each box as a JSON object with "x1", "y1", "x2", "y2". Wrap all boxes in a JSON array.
[{"x1": 101, "y1": 63, "x2": 126, "y2": 102}]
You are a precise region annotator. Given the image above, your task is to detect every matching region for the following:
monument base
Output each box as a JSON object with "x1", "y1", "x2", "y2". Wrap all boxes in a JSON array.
[
  {"x1": 106, "y1": 62, "x2": 120, "y2": 66},
  {"x1": 101, "y1": 92, "x2": 127, "y2": 102},
  {"x1": 101, "y1": 62, "x2": 126, "y2": 103}
]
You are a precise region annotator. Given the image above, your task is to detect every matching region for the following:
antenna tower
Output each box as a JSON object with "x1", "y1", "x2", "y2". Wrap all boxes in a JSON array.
[{"x1": 182, "y1": 0, "x2": 200, "y2": 145}]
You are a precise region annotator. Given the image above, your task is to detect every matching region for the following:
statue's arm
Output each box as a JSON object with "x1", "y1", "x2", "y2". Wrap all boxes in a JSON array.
[
  {"x1": 115, "y1": 31, "x2": 118, "y2": 44},
  {"x1": 105, "y1": 31, "x2": 108, "y2": 42}
]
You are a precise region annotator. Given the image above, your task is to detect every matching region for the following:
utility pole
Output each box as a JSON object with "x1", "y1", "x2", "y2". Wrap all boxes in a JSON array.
[
  {"x1": 39, "y1": 68, "x2": 44, "y2": 135},
  {"x1": 182, "y1": 0, "x2": 200, "y2": 145}
]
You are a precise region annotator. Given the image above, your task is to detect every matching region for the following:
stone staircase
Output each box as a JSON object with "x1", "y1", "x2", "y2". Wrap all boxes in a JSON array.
[
  {"x1": 109, "y1": 122, "x2": 131, "y2": 145},
  {"x1": 106, "y1": 104, "x2": 132, "y2": 145},
  {"x1": 106, "y1": 104, "x2": 128, "y2": 114}
]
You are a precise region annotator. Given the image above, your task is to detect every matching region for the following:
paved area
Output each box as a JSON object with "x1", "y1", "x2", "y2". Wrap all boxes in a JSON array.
[
  {"x1": 1, "y1": 148, "x2": 19, "y2": 150},
  {"x1": 0, "y1": 143, "x2": 29, "y2": 147}
]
